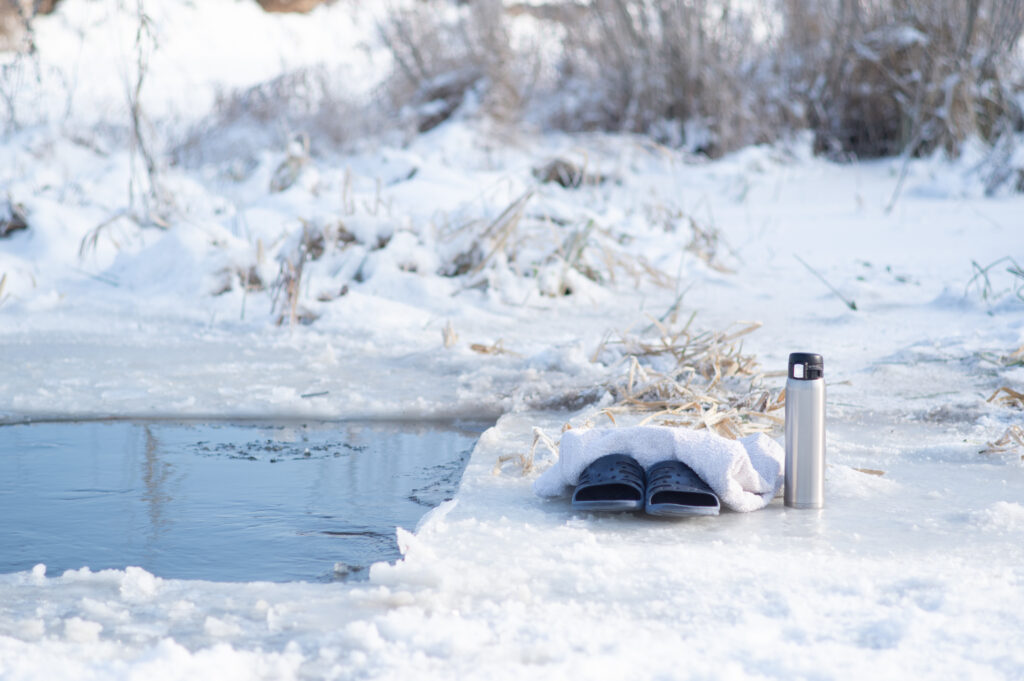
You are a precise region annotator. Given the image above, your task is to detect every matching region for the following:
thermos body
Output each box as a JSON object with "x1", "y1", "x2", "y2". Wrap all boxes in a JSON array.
[{"x1": 784, "y1": 353, "x2": 825, "y2": 509}]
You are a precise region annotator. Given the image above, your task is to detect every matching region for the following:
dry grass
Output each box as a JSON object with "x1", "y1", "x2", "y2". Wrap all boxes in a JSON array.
[
  {"x1": 979, "y1": 336, "x2": 1024, "y2": 458},
  {"x1": 470, "y1": 339, "x2": 522, "y2": 357},
  {"x1": 494, "y1": 426, "x2": 559, "y2": 476},
  {"x1": 463, "y1": 189, "x2": 534, "y2": 277},
  {"x1": 596, "y1": 316, "x2": 785, "y2": 439},
  {"x1": 442, "y1": 188, "x2": 680, "y2": 298},
  {"x1": 211, "y1": 263, "x2": 265, "y2": 297},
  {"x1": 988, "y1": 386, "x2": 1024, "y2": 409},
  {"x1": 376, "y1": 0, "x2": 1023, "y2": 160},
  {"x1": 539, "y1": 0, "x2": 793, "y2": 155},
  {"x1": 271, "y1": 223, "x2": 325, "y2": 325},
  {"x1": 172, "y1": 65, "x2": 375, "y2": 168},
  {"x1": 982, "y1": 424, "x2": 1024, "y2": 458},
  {"x1": 126, "y1": 0, "x2": 174, "y2": 229},
  {"x1": 269, "y1": 133, "x2": 310, "y2": 193},
  {"x1": 78, "y1": 210, "x2": 130, "y2": 258},
  {"x1": 379, "y1": 0, "x2": 525, "y2": 132},
  {"x1": 790, "y1": 0, "x2": 1024, "y2": 159},
  {"x1": 684, "y1": 215, "x2": 734, "y2": 274},
  {"x1": 966, "y1": 256, "x2": 1024, "y2": 304},
  {"x1": 494, "y1": 312, "x2": 785, "y2": 475}
]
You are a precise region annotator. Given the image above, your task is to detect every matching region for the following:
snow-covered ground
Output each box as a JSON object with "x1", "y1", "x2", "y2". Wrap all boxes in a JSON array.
[{"x1": 2, "y1": 1, "x2": 1024, "y2": 679}]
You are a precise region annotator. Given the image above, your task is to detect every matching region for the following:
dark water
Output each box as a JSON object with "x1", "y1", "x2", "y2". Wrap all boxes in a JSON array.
[{"x1": 0, "y1": 420, "x2": 488, "y2": 582}]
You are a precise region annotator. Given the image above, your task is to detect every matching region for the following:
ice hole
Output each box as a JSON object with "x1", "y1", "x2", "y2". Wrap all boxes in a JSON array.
[{"x1": 0, "y1": 419, "x2": 489, "y2": 583}]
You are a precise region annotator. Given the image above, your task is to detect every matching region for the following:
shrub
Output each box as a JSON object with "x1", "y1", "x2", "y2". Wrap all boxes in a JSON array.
[
  {"x1": 379, "y1": 0, "x2": 1024, "y2": 160},
  {"x1": 787, "y1": 0, "x2": 1024, "y2": 158},
  {"x1": 545, "y1": 0, "x2": 799, "y2": 156},
  {"x1": 171, "y1": 65, "x2": 379, "y2": 168},
  {"x1": 378, "y1": 0, "x2": 527, "y2": 132}
]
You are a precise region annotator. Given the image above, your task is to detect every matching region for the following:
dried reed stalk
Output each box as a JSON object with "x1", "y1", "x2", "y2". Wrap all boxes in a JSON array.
[
  {"x1": 982, "y1": 425, "x2": 1024, "y2": 458},
  {"x1": 470, "y1": 339, "x2": 521, "y2": 357},
  {"x1": 987, "y1": 386, "x2": 1024, "y2": 410},
  {"x1": 597, "y1": 318, "x2": 785, "y2": 439},
  {"x1": 493, "y1": 426, "x2": 558, "y2": 475},
  {"x1": 468, "y1": 189, "x2": 534, "y2": 275},
  {"x1": 492, "y1": 314, "x2": 785, "y2": 476}
]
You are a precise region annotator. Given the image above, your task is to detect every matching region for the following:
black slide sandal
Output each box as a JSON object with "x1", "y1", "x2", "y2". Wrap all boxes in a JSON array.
[
  {"x1": 571, "y1": 454, "x2": 646, "y2": 512},
  {"x1": 645, "y1": 460, "x2": 720, "y2": 517}
]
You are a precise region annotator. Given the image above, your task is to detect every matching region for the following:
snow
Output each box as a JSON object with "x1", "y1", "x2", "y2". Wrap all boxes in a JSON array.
[{"x1": 2, "y1": 1, "x2": 1024, "y2": 679}]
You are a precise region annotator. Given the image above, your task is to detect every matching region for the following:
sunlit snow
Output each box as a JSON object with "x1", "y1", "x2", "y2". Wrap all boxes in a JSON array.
[{"x1": 1, "y1": 2, "x2": 1023, "y2": 679}]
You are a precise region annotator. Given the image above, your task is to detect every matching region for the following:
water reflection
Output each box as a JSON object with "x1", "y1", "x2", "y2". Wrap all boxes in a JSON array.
[
  {"x1": 141, "y1": 425, "x2": 174, "y2": 543},
  {"x1": 0, "y1": 419, "x2": 487, "y2": 582}
]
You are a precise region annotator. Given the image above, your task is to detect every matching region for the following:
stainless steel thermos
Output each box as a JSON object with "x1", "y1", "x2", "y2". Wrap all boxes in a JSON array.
[{"x1": 784, "y1": 352, "x2": 825, "y2": 509}]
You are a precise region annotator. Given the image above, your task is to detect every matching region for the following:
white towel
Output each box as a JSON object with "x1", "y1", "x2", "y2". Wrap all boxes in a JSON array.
[{"x1": 533, "y1": 426, "x2": 784, "y2": 512}]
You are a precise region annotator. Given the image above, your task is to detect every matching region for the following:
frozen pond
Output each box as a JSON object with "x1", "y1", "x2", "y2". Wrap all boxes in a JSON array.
[{"x1": 0, "y1": 419, "x2": 488, "y2": 583}]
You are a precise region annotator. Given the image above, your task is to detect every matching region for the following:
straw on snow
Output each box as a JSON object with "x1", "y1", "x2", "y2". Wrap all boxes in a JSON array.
[
  {"x1": 982, "y1": 425, "x2": 1024, "y2": 460},
  {"x1": 596, "y1": 315, "x2": 785, "y2": 440},
  {"x1": 496, "y1": 314, "x2": 786, "y2": 475},
  {"x1": 988, "y1": 386, "x2": 1024, "y2": 410}
]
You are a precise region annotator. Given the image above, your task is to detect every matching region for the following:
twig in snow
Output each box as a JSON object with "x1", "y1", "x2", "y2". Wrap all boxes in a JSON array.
[
  {"x1": 125, "y1": 0, "x2": 172, "y2": 227},
  {"x1": 468, "y1": 189, "x2": 533, "y2": 276},
  {"x1": 987, "y1": 386, "x2": 1024, "y2": 410},
  {"x1": 71, "y1": 266, "x2": 120, "y2": 287},
  {"x1": 78, "y1": 209, "x2": 130, "y2": 258},
  {"x1": 300, "y1": 391, "x2": 330, "y2": 399},
  {"x1": 981, "y1": 425, "x2": 1024, "y2": 458},
  {"x1": 795, "y1": 253, "x2": 858, "y2": 311},
  {"x1": 470, "y1": 339, "x2": 521, "y2": 357}
]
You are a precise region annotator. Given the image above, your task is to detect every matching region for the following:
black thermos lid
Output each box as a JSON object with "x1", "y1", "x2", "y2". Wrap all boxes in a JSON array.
[{"x1": 788, "y1": 352, "x2": 824, "y2": 380}]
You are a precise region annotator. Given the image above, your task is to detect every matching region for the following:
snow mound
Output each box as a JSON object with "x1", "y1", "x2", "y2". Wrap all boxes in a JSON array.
[{"x1": 971, "y1": 501, "x2": 1024, "y2": 532}]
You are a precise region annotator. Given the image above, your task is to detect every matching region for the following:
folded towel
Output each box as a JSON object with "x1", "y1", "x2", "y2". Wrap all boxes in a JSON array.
[{"x1": 533, "y1": 426, "x2": 784, "y2": 512}]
